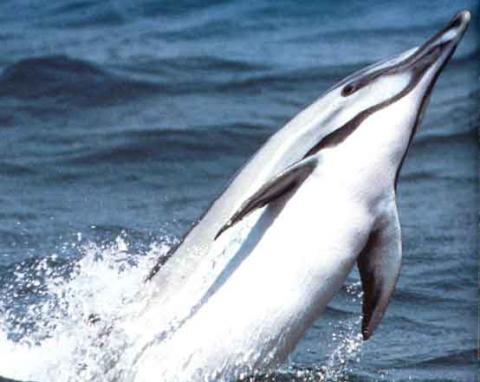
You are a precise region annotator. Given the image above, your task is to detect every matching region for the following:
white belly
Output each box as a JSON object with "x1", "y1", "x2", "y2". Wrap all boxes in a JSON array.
[{"x1": 133, "y1": 174, "x2": 374, "y2": 382}]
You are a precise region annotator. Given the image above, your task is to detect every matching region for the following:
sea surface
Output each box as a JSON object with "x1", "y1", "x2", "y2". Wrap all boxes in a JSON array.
[{"x1": 0, "y1": 1, "x2": 478, "y2": 381}]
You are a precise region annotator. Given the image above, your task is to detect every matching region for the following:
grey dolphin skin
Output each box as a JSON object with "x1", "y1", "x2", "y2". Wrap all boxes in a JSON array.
[{"x1": 144, "y1": 11, "x2": 470, "y2": 342}]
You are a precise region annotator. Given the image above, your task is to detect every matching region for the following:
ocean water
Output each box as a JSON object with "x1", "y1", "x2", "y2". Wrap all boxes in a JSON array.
[{"x1": 0, "y1": 1, "x2": 478, "y2": 381}]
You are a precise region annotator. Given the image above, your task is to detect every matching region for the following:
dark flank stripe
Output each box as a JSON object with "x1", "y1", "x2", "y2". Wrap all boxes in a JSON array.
[
  {"x1": 145, "y1": 12, "x2": 468, "y2": 281},
  {"x1": 394, "y1": 34, "x2": 464, "y2": 187},
  {"x1": 303, "y1": 39, "x2": 460, "y2": 188}
]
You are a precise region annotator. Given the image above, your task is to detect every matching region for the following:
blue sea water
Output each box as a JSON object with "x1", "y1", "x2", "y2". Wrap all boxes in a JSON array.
[{"x1": 0, "y1": 1, "x2": 478, "y2": 381}]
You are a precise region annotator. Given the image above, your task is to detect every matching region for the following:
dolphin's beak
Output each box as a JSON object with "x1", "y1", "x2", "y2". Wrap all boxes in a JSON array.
[
  {"x1": 395, "y1": 10, "x2": 471, "y2": 74},
  {"x1": 387, "y1": 11, "x2": 471, "y2": 188},
  {"x1": 425, "y1": 10, "x2": 470, "y2": 47},
  {"x1": 338, "y1": 11, "x2": 471, "y2": 97}
]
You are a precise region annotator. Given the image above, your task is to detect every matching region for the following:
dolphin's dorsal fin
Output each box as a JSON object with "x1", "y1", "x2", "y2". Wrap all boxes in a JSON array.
[
  {"x1": 357, "y1": 200, "x2": 402, "y2": 340},
  {"x1": 215, "y1": 156, "x2": 318, "y2": 240}
]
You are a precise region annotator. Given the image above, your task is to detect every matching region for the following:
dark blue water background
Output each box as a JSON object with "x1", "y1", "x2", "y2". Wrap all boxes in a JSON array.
[{"x1": 0, "y1": 1, "x2": 478, "y2": 381}]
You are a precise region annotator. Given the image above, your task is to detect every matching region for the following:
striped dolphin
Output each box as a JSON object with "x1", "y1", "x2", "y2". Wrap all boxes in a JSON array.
[{"x1": 134, "y1": 11, "x2": 470, "y2": 381}]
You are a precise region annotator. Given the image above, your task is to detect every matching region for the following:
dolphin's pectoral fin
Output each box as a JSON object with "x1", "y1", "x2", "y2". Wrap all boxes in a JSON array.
[
  {"x1": 215, "y1": 156, "x2": 318, "y2": 240},
  {"x1": 357, "y1": 200, "x2": 402, "y2": 340}
]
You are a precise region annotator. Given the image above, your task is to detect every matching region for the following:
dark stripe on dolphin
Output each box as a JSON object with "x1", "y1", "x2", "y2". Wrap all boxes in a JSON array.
[
  {"x1": 334, "y1": 11, "x2": 466, "y2": 95},
  {"x1": 306, "y1": 12, "x2": 470, "y2": 162},
  {"x1": 145, "y1": 12, "x2": 468, "y2": 281},
  {"x1": 303, "y1": 38, "x2": 454, "y2": 166},
  {"x1": 303, "y1": 69, "x2": 423, "y2": 158},
  {"x1": 394, "y1": 31, "x2": 464, "y2": 188}
]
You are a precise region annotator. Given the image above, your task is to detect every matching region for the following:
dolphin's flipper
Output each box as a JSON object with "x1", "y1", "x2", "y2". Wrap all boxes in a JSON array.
[
  {"x1": 215, "y1": 156, "x2": 318, "y2": 240},
  {"x1": 357, "y1": 200, "x2": 402, "y2": 340}
]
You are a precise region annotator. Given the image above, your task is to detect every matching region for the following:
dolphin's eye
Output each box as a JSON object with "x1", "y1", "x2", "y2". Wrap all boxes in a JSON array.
[{"x1": 341, "y1": 83, "x2": 358, "y2": 97}]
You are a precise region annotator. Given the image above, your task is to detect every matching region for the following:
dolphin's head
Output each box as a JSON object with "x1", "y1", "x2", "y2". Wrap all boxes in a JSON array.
[
  {"x1": 337, "y1": 10, "x2": 470, "y2": 120},
  {"x1": 300, "y1": 11, "x2": 470, "y2": 180}
]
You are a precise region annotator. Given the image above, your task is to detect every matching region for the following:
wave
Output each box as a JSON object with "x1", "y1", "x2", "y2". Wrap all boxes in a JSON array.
[
  {"x1": 0, "y1": 163, "x2": 37, "y2": 177},
  {"x1": 0, "y1": 55, "x2": 158, "y2": 106},
  {"x1": 284, "y1": 23, "x2": 436, "y2": 44},
  {"x1": 19, "y1": 0, "x2": 228, "y2": 28},
  {"x1": 118, "y1": 54, "x2": 269, "y2": 77},
  {"x1": 1, "y1": 49, "x2": 475, "y2": 110},
  {"x1": 140, "y1": 54, "x2": 477, "y2": 96},
  {"x1": 0, "y1": 377, "x2": 28, "y2": 382},
  {"x1": 0, "y1": 54, "x2": 340, "y2": 105},
  {"x1": 60, "y1": 123, "x2": 269, "y2": 166},
  {"x1": 400, "y1": 172, "x2": 476, "y2": 184},
  {"x1": 414, "y1": 127, "x2": 476, "y2": 145},
  {"x1": 409, "y1": 348, "x2": 477, "y2": 367}
]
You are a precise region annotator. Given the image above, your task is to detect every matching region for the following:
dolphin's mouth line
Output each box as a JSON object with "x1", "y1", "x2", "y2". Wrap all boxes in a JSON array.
[
  {"x1": 304, "y1": 41, "x2": 452, "y2": 158},
  {"x1": 340, "y1": 11, "x2": 470, "y2": 97},
  {"x1": 144, "y1": 11, "x2": 470, "y2": 289},
  {"x1": 302, "y1": 11, "x2": 470, "y2": 160}
]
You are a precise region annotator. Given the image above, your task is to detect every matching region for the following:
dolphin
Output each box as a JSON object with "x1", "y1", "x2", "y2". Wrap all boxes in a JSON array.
[{"x1": 134, "y1": 10, "x2": 470, "y2": 381}]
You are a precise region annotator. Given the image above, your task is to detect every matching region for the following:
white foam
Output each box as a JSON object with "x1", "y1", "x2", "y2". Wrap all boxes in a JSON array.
[
  {"x1": 0, "y1": 234, "x2": 365, "y2": 382},
  {"x1": 0, "y1": 235, "x2": 168, "y2": 382}
]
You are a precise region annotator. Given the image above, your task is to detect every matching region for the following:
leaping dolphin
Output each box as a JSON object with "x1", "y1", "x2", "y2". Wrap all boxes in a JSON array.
[{"x1": 135, "y1": 11, "x2": 470, "y2": 381}]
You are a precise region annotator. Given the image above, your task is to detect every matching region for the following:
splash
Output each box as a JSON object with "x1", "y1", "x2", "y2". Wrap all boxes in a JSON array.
[
  {"x1": 314, "y1": 281, "x2": 364, "y2": 382},
  {"x1": 270, "y1": 281, "x2": 364, "y2": 382},
  {"x1": 0, "y1": 234, "x2": 170, "y2": 382},
  {"x1": 0, "y1": 234, "x2": 364, "y2": 382}
]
